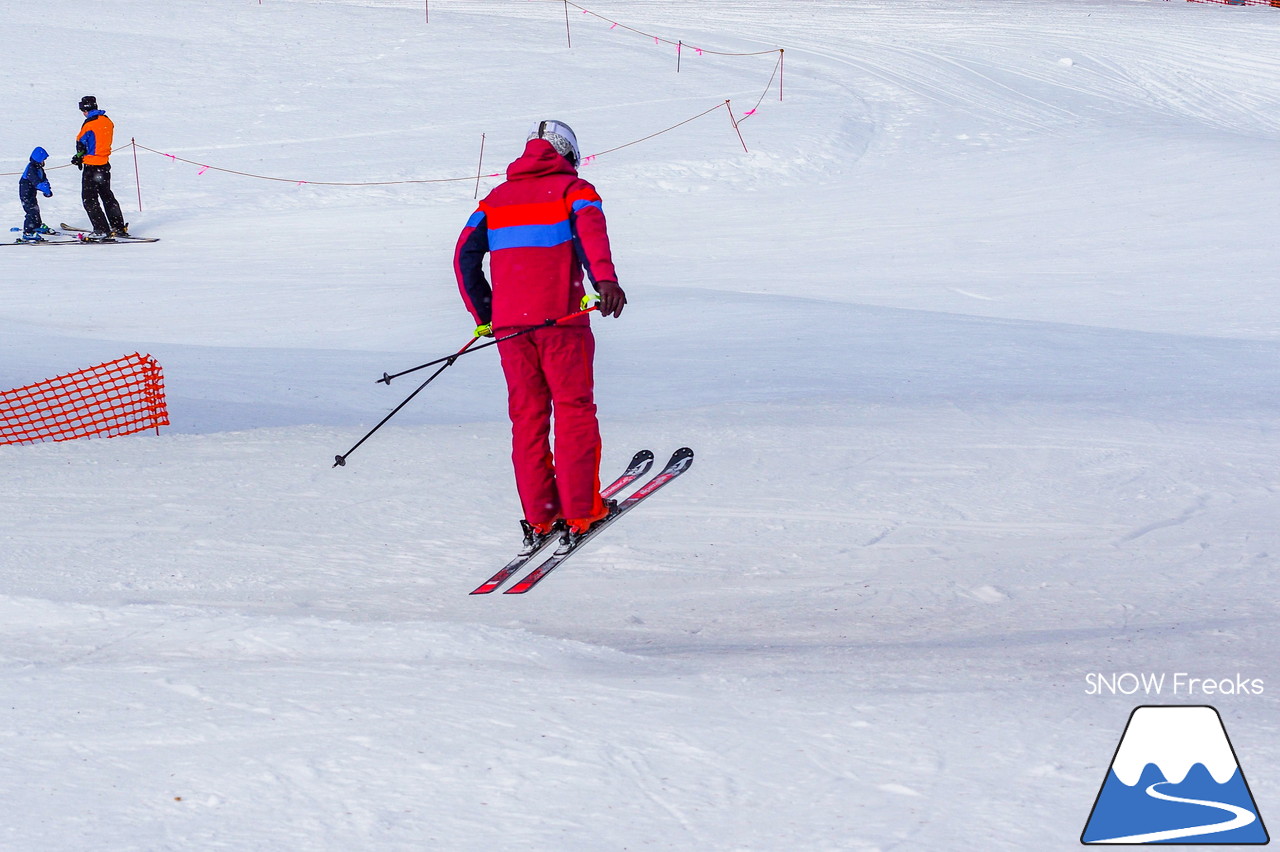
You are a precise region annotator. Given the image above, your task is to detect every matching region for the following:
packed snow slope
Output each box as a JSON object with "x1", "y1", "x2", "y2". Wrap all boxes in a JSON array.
[{"x1": 2, "y1": 1, "x2": 1279, "y2": 849}]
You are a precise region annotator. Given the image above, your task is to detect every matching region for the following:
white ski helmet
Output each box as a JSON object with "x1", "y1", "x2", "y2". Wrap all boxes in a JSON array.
[{"x1": 528, "y1": 119, "x2": 580, "y2": 167}]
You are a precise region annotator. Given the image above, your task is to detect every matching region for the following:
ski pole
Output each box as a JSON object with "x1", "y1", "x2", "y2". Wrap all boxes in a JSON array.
[
  {"x1": 377, "y1": 305, "x2": 598, "y2": 385},
  {"x1": 333, "y1": 335, "x2": 480, "y2": 468}
]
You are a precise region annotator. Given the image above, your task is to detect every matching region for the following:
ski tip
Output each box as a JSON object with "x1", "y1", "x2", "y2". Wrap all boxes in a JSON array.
[{"x1": 662, "y1": 446, "x2": 694, "y2": 474}]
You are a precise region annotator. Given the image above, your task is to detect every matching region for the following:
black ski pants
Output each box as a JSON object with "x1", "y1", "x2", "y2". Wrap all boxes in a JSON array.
[{"x1": 81, "y1": 163, "x2": 126, "y2": 233}]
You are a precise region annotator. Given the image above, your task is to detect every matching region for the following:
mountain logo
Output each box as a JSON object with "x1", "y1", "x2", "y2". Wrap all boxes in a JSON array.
[{"x1": 1082, "y1": 705, "x2": 1269, "y2": 845}]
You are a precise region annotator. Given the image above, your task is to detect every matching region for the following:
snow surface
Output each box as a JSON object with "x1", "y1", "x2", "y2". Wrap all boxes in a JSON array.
[{"x1": 3, "y1": 0, "x2": 1279, "y2": 849}]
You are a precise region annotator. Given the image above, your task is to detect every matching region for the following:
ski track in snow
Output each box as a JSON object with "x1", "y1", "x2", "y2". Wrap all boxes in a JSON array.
[{"x1": 3, "y1": 1, "x2": 1280, "y2": 850}]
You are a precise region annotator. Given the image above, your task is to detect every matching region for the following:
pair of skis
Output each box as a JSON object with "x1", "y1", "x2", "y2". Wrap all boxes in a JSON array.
[
  {"x1": 60, "y1": 223, "x2": 160, "y2": 244},
  {"x1": 471, "y1": 447, "x2": 695, "y2": 595},
  {"x1": 7, "y1": 224, "x2": 159, "y2": 245},
  {"x1": 5, "y1": 226, "x2": 78, "y2": 246}
]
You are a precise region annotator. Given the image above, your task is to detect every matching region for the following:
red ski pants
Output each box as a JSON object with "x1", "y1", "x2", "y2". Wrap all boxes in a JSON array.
[{"x1": 497, "y1": 325, "x2": 604, "y2": 525}]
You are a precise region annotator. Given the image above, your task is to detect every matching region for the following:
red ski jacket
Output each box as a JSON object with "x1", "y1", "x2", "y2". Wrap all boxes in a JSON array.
[{"x1": 454, "y1": 139, "x2": 618, "y2": 329}]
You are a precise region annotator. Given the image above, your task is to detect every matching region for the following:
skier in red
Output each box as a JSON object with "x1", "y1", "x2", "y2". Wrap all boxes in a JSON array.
[{"x1": 454, "y1": 120, "x2": 627, "y2": 553}]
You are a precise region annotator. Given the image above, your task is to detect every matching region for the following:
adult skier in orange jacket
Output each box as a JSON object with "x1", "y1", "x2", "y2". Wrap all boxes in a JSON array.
[{"x1": 73, "y1": 95, "x2": 128, "y2": 239}]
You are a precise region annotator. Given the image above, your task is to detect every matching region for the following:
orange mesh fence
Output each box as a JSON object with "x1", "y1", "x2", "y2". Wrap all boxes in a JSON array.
[{"x1": 0, "y1": 353, "x2": 170, "y2": 446}]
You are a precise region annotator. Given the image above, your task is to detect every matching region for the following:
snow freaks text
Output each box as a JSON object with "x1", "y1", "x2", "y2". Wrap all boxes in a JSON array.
[{"x1": 1085, "y1": 673, "x2": 1265, "y2": 697}]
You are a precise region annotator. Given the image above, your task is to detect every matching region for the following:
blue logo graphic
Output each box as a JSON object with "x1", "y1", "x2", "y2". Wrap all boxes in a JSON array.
[{"x1": 1082, "y1": 706, "x2": 1269, "y2": 845}]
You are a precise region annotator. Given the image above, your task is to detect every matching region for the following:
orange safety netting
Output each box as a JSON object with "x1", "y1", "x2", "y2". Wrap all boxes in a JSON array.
[{"x1": 0, "y1": 353, "x2": 170, "y2": 446}]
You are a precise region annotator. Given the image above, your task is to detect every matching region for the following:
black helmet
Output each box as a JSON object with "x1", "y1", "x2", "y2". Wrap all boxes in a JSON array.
[{"x1": 79, "y1": 95, "x2": 98, "y2": 112}]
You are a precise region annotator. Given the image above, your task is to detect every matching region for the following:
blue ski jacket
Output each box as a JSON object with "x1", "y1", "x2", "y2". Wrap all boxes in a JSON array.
[{"x1": 19, "y1": 157, "x2": 51, "y2": 198}]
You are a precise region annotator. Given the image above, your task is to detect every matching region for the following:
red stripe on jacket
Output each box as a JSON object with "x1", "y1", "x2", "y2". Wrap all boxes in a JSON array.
[{"x1": 454, "y1": 140, "x2": 618, "y2": 329}]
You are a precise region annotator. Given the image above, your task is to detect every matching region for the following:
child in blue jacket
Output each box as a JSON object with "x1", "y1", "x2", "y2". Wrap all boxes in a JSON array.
[{"x1": 19, "y1": 147, "x2": 54, "y2": 241}]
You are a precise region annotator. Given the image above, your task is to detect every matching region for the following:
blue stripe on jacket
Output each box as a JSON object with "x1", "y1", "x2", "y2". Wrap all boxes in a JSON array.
[
  {"x1": 457, "y1": 217, "x2": 493, "y2": 325},
  {"x1": 487, "y1": 221, "x2": 573, "y2": 251}
]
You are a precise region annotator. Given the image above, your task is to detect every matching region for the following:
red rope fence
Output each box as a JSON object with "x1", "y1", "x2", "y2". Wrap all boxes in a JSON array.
[
  {"x1": 5, "y1": 0, "x2": 788, "y2": 183},
  {"x1": 130, "y1": 89, "x2": 773, "y2": 190},
  {"x1": 132, "y1": 141, "x2": 496, "y2": 187},
  {"x1": 0, "y1": 353, "x2": 170, "y2": 446},
  {"x1": 551, "y1": 0, "x2": 784, "y2": 60}
]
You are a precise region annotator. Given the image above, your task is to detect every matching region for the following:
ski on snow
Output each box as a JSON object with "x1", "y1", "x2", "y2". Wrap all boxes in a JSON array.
[
  {"x1": 58, "y1": 222, "x2": 159, "y2": 241},
  {"x1": 5, "y1": 227, "x2": 77, "y2": 245},
  {"x1": 4, "y1": 237, "x2": 83, "y2": 246},
  {"x1": 502, "y1": 446, "x2": 695, "y2": 595},
  {"x1": 469, "y1": 450, "x2": 655, "y2": 595}
]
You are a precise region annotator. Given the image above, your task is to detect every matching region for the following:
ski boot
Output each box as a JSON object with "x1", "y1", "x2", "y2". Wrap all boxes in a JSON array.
[
  {"x1": 518, "y1": 519, "x2": 562, "y2": 557},
  {"x1": 559, "y1": 499, "x2": 619, "y2": 551}
]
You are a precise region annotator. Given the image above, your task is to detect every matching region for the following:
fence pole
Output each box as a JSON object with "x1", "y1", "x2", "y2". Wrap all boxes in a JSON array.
[
  {"x1": 131, "y1": 138, "x2": 143, "y2": 212},
  {"x1": 725, "y1": 101, "x2": 748, "y2": 153}
]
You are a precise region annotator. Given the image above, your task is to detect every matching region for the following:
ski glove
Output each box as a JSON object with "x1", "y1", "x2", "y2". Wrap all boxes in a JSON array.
[
  {"x1": 71, "y1": 153, "x2": 84, "y2": 169},
  {"x1": 595, "y1": 280, "x2": 627, "y2": 318},
  {"x1": 37, "y1": 181, "x2": 52, "y2": 197}
]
